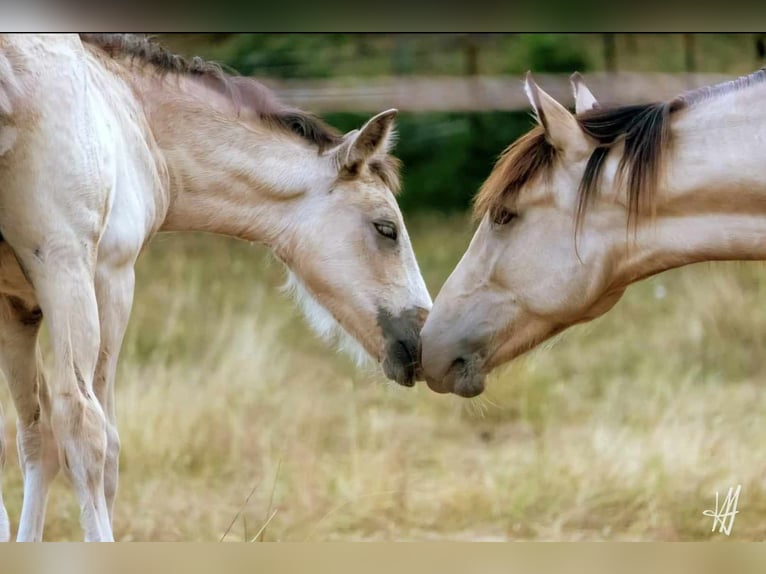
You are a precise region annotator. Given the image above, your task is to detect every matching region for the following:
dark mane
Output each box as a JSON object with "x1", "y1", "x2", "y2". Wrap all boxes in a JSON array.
[
  {"x1": 79, "y1": 34, "x2": 343, "y2": 151},
  {"x1": 576, "y1": 101, "x2": 676, "y2": 231},
  {"x1": 474, "y1": 68, "x2": 766, "y2": 230},
  {"x1": 473, "y1": 103, "x2": 676, "y2": 228}
]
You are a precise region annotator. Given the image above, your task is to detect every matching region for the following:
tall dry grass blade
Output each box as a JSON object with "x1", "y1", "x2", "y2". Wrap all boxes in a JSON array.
[
  {"x1": 219, "y1": 477, "x2": 263, "y2": 542},
  {"x1": 250, "y1": 509, "x2": 279, "y2": 542},
  {"x1": 256, "y1": 457, "x2": 283, "y2": 542}
]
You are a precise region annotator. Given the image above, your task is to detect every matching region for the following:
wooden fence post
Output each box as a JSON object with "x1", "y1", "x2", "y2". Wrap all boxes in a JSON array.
[
  {"x1": 683, "y1": 34, "x2": 697, "y2": 73},
  {"x1": 603, "y1": 34, "x2": 617, "y2": 73},
  {"x1": 464, "y1": 34, "x2": 480, "y2": 76}
]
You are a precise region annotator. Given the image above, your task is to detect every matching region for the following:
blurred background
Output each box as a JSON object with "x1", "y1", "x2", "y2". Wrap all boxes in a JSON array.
[
  {"x1": 3, "y1": 33, "x2": 766, "y2": 541},
  {"x1": 162, "y1": 33, "x2": 766, "y2": 214}
]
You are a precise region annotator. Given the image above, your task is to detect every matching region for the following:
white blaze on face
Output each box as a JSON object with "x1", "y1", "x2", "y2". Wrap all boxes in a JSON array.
[{"x1": 282, "y1": 270, "x2": 372, "y2": 367}]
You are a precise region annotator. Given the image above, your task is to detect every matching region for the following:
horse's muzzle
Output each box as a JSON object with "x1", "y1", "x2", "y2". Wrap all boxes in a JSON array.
[{"x1": 421, "y1": 351, "x2": 486, "y2": 397}]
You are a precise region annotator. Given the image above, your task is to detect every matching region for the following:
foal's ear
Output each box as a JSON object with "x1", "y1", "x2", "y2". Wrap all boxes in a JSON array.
[
  {"x1": 570, "y1": 72, "x2": 599, "y2": 114},
  {"x1": 335, "y1": 109, "x2": 397, "y2": 169},
  {"x1": 524, "y1": 72, "x2": 589, "y2": 154}
]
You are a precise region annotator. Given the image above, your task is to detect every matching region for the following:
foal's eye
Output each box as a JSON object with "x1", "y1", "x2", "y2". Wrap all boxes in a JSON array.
[
  {"x1": 493, "y1": 208, "x2": 517, "y2": 226},
  {"x1": 374, "y1": 221, "x2": 398, "y2": 241}
]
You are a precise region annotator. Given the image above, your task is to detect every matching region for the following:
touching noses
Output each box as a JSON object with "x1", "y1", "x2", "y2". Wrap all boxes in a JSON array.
[{"x1": 419, "y1": 303, "x2": 487, "y2": 396}]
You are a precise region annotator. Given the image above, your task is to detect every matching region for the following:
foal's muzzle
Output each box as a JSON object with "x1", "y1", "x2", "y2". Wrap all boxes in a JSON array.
[{"x1": 378, "y1": 306, "x2": 429, "y2": 387}]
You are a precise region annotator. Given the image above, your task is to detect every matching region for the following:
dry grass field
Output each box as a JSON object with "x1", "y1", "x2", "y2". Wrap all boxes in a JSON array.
[{"x1": 1, "y1": 214, "x2": 766, "y2": 541}]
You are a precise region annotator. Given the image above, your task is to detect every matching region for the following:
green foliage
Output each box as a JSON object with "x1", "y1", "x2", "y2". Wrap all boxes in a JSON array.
[
  {"x1": 170, "y1": 33, "x2": 760, "y2": 79},
  {"x1": 525, "y1": 34, "x2": 590, "y2": 73},
  {"x1": 217, "y1": 34, "x2": 350, "y2": 78}
]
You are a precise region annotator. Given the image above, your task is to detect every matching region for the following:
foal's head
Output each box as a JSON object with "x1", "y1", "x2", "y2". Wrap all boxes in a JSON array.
[
  {"x1": 421, "y1": 73, "x2": 672, "y2": 396},
  {"x1": 276, "y1": 110, "x2": 431, "y2": 386}
]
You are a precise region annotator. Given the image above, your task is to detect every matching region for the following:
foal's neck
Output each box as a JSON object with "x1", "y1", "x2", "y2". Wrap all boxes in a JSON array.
[
  {"x1": 147, "y1": 80, "x2": 330, "y2": 250},
  {"x1": 618, "y1": 81, "x2": 766, "y2": 284}
]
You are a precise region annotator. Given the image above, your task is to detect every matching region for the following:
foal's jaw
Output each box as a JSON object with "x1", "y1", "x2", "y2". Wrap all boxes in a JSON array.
[{"x1": 283, "y1": 271, "x2": 377, "y2": 366}]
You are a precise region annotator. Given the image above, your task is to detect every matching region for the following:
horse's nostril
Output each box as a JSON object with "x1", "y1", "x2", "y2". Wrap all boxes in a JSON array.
[
  {"x1": 450, "y1": 356, "x2": 467, "y2": 371},
  {"x1": 447, "y1": 354, "x2": 485, "y2": 398}
]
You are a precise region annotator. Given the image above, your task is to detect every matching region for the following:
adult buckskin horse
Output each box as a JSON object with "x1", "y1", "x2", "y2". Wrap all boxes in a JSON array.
[
  {"x1": 0, "y1": 34, "x2": 430, "y2": 541},
  {"x1": 422, "y1": 69, "x2": 766, "y2": 397}
]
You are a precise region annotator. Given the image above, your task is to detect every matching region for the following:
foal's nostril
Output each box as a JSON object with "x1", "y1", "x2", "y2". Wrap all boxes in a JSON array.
[
  {"x1": 395, "y1": 339, "x2": 419, "y2": 374},
  {"x1": 394, "y1": 339, "x2": 415, "y2": 364},
  {"x1": 382, "y1": 338, "x2": 418, "y2": 387}
]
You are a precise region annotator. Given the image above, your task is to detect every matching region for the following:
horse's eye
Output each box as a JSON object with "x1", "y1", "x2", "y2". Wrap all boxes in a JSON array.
[
  {"x1": 374, "y1": 221, "x2": 398, "y2": 241},
  {"x1": 493, "y1": 208, "x2": 517, "y2": 226}
]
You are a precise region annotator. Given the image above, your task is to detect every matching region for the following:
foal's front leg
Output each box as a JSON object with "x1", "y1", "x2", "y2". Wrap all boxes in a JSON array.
[
  {"x1": 19, "y1": 246, "x2": 113, "y2": 542},
  {"x1": 93, "y1": 262, "x2": 135, "y2": 520}
]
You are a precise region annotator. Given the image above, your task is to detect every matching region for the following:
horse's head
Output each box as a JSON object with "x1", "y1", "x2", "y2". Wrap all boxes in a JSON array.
[
  {"x1": 421, "y1": 73, "x2": 658, "y2": 397},
  {"x1": 278, "y1": 109, "x2": 431, "y2": 386}
]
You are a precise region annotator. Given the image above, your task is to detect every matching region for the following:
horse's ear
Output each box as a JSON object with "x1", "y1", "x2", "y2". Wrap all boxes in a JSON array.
[
  {"x1": 570, "y1": 72, "x2": 599, "y2": 114},
  {"x1": 524, "y1": 72, "x2": 587, "y2": 154},
  {"x1": 335, "y1": 109, "x2": 397, "y2": 169}
]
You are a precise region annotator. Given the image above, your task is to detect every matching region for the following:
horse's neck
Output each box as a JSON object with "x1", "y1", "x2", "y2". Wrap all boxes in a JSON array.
[
  {"x1": 146, "y1": 82, "x2": 329, "y2": 247},
  {"x1": 618, "y1": 81, "x2": 766, "y2": 283},
  {"x1": 666, "y1": 83, "x2": 766, "y2": 211}
]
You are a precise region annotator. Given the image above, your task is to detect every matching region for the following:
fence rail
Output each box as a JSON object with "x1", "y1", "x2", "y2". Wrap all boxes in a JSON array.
[{"x1": 261, "y1": 72, "x2": 735, "y2": 113}]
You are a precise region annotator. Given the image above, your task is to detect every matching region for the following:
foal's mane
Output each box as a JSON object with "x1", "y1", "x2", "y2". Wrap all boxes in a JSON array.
[
  {"x1": 81, "y1": 34, "x2": 402, "y2": 192},
  {"x1": 80, "y1": 34, "x2": 344, "y2": 150},
  {"x1": 474, "y1": 68, "x2": 766, "y2": 229}
]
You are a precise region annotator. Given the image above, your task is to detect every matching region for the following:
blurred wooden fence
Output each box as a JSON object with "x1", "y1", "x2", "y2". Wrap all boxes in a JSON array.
[{"x1": 261, "y1": 72, "x2": 735, "y2": 113}]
